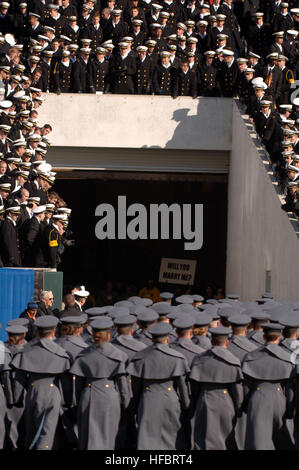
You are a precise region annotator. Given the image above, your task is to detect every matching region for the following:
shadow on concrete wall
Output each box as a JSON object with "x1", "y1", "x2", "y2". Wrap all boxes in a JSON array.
[
  {"x1": 141, "y1": 99, "x2": 203, "y2": 149},
  {"x1": 165, "y1": 108, "x2": 192, "y2": 148}
]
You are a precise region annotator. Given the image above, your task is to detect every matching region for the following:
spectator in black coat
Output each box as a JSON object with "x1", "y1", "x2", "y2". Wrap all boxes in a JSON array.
[
  {"x1": 0, "y1": 205, "x2": 22, "y2": 266},
  {"x1": 254, "y1": 100, "x2": 278, "y2": 153},
  {"x1": 71, "y1": 47, "x2": 91, "y2": 93},
  {"x1": 37, "y1": 290, "x2": 55, "y2": 317},
  {"x1": 110, "y1": 42, "x2": 136, "y2": 94},
  {"x1": 152, "y1": 50, "x2": 177, "y2": 95},
  {"x1": 173, "y1": 58, "x2": 198, "y2": 98}
]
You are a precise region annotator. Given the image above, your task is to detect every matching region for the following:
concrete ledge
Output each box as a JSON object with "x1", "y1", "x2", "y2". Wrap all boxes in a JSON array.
[{"x1": 38, "y1": 94, "x2": 232, "y2": 151}]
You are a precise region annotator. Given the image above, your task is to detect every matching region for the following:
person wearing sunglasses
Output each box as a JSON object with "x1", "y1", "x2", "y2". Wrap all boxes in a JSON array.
[{"x1": 37, "y1": 290, "x2": 55, "y2": 317}]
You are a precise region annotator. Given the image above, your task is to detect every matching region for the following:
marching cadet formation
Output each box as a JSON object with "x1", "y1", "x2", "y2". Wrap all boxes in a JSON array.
[{"x1": 1, "y1": 292, "x2": 299, "y2": 450}]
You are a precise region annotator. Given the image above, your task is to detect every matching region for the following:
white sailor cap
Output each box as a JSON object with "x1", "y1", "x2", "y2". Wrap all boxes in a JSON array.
[
  {"x1": 33, "y1": 204, "x2": 47, "y2": 214},
  {"x1": 73, "y1": 285, "x2": 90, "y2": 297}
]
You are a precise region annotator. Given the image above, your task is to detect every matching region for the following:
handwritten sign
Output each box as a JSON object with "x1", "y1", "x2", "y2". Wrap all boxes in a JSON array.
[{"x1": 159, "y1": 258, "x2": 197, "y2": 285}]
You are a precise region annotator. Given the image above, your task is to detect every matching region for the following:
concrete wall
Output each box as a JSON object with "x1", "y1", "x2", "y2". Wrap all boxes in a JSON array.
[
  {"x1": 38, "y1": 94, "x2": 232, "y2": 150},
  {"x1": 226, "y1": 101, "x2": 299, "y2": 301}
]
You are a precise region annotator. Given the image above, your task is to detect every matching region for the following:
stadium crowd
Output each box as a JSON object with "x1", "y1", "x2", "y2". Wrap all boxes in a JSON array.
[
  {"x1": 0, "y1": 0, "x2": 299, "y2": 266},
  {"x1": 0, "y1": 289, "x2": 299, "y2": 450}
]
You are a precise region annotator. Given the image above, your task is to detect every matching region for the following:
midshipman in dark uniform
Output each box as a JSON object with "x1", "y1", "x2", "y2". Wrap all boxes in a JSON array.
[
  {"x1": 242, "y1": 322, "x2": 295, "y2": 450},
  {"x1": 70, "y1": 317, "x2": 131, "y2": 450},
  {"x1": 190, "y1": 326, "x2": 243, "y2": 450}
]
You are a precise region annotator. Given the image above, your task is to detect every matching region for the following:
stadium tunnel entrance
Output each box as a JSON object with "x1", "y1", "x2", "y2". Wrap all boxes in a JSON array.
[{"x1": 54, "y1": 170, "x2": 228, "y2": 303}]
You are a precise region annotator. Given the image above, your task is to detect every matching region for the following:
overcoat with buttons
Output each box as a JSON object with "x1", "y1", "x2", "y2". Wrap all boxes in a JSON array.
[
  {"x1": 110, "y1": 53, "x2": 136, "y2": 94},
  {"x1": 70, "y1": 341, "x2": 130, "y2": 450},
  {"x1": 10, "y1": 337, "x2": 70, "y2": 450},
  {"x1": 152, "y1": 63, "x2": 177, "y2": 95},
  {"x1": 3, "y1": 342, "x2": 26, "y2": 449},
  {"x1": 198, "y1": 62, "x2": 219, "y2": 96},
  {"x1": 53, "y1": 61, "x2": 73, "y2": 93},
  {"x1": 242, "y1": 343, "x2": 296, "y2": 450},
  {"x1": 126, "y1": 343, "x2": 190, "y2": 450},
  {"x1": 189, "y1": 346, "x2": 244, "y2": 450},
  {"x1": 87, "y1": 58, "x2": 110, "y2": 92},
  {"x1": 217, "y1": 60, "x2": 241, "y2": 97},
  {"x1": 227, "y1": 334, "x2": 258, "y2": 449},
  {"x1": 134, "y1": 55, "x2": 153, "y2": 94}
]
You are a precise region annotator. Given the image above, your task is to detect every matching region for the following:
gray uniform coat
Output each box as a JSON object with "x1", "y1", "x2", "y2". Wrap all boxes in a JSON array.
[
  {"x1": 54, "y1": 335, "x2": 89, "y2": 448},
  {"x1": 0, "y1": 345, "x2": 14, "y2": 449},
  {"x1": 227, "y1": 335, "x2": 258, "y2": 449},
  {"x1": 191, "y1": 335, "x2": 212, "y2": 349},
  {"x1": 170, "y1": 338, "x2": 205, "y2": 449},
  {"x1": 170, "y1": 338, "x2": 205, "y2": 368},
  {"x1": 190, "y1": 346, "x2": 243, "y2": 450},
  {"x1": 242, "y1": 343, "x2": 295, "y2": 450},
  {"x1": 247, "y1": 330, "x2": 265, "y2": 346},
  {"x1": 80, "y1": 326, "x2": 94, "y2": 345},
  {"x1": 10, "y1": 337, "x2": 70, "y2": 450},
  {"x1": 111, "y1": 334, "x2": 147, "y2": 363},
  {"x1": 111, "y1": 334, "x2": 147, "y2": 449},
  {"x1": 228, "y1": 335, "x2": 258, "y2": 362},
  {"x1": 133, "y1": 328, "x2": 153, "y2": 346},
  {"x1": 3, "y1": 342, "x2": 25, "y2": 449},
  {"x1": 70, "y1": 342, "x2": 130, "y2": 450},
  {"x1": 127, "y1": 343, "x2": 190, "y2": 450}
]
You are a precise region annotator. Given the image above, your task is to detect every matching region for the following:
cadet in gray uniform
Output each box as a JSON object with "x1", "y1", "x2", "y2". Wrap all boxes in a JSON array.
[
  {"x1": 247, "y1": 311, "x2": 271, "y2": 346},
  {"x1": 204, "y1": 307, "x2": 220, "y2": 329},
  {"x1": 160, "y1": 292, "x2": 174, "y2": 304},
  {"x1": 56, "y1": 315, "x2": 89, "y2": 363},
  {"x1": 279, "y1": 315, "x2": 299, "y2": 447},
  {"x1": 133, "y1": 309, "x2": 159, "y2": 346},
  {"x1": 127, "y1": 322, "x2": 190, "y2": 450},
  {"x1": 0, "y1": 340, "x2": 14, "y2": 449},
  {"x1": 279, "y1": 315, "x2": 299, "y2": 359},
  {"x1": 227, "y1": 314, "x2": 258, "y2": 449},
  {"x1": 84, "y1": 307, "x2": 110, "y2": 318},
  {"x1": 5, "y1": 319, "x2": 29, "y2": 353},
  {"x1": 111, "y1": 314, "x2": 147, "y2": 363},
  {"x1": 171, "y1": 315, "x2": 205, "y2": 367},
  {"x1": 170, "y1": 314, "x2": 205, "y2": 450},
  {"x1": 242, "y1": 323, "x2": 296, "y2": 450},
  {"x1": 55, "y1": 315, "x2": 89, "y2": 449},
  {"x1": 110, "y1": 314, "x2": 146, "y2": 449},
  {"x1": 191, "y1": 312, "x2": 213, "y2": 349},
  {"x1": 165, "y1": 311, "x2": 181, "y2": 344},
  {"x1": 218, "y1": 307, "x2": 236, "y2": 328},
  {"x1": 80, "y1": 310, "x2": 97, "y2": 345},
  {"x1": 108, "y1": 307, "x2": 131, "y2": 341},
  {"x1": 228, "y1": 314, "x2": 258, "y2": 361},
  {"x1": 190, "y1": 326, "x2": 244, "y2": 450},
  {"x1": 10, "y1": 316, "x2": 70, "y2": 450},
  {"x1": 151, "y1": 302, "x2": 173, "y2": 328},
  {"x1": 4, "y1": 324, "x2": 27, "y2": 449},
  {"x1": 70, "y1": 317, "x2": 131, "y2": 450}
]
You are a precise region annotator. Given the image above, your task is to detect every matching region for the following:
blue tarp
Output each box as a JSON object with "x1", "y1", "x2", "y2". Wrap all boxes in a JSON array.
[{"x1": 0, "y1": 269, "x2": 34, "y2": 341}]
